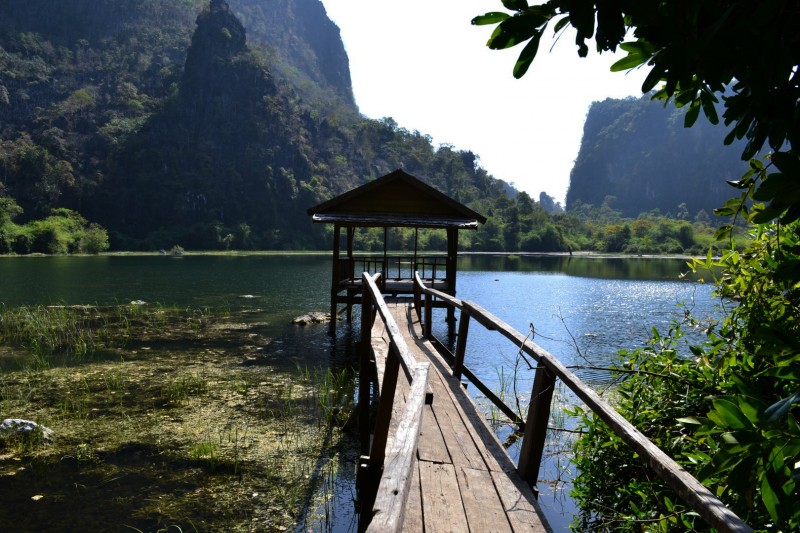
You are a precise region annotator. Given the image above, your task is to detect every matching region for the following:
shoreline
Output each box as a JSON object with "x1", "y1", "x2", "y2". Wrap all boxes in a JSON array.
[{"x1": 0, "y1": 250, "x2": 701, "y2": 260}]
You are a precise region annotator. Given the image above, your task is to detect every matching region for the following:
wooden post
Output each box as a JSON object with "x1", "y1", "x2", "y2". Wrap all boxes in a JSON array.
[
  {"x1": 413, "y1": 272, "x2": 422, "y2": 322},
  {"x1": 382, "y1": 228, "x2": 388, "y2": 291},
  {"x1": 424, "y1": 289, "x2": 433, "y2": 340},
  {"x1": 517, "y1": 364, "x2": 556, "y2": 487},
  {"x1": 446, "y1": 228, "x2": 458, "y2": 325},
  {"x1": 347, "y1": 227, "x2": 355, "y2": 322},
  {"x1": 329, "y1": 224, "x2": 341, "y2": 335},
  {"x1": 453, "y1": 309, "x2": 470, "y2": 379}
]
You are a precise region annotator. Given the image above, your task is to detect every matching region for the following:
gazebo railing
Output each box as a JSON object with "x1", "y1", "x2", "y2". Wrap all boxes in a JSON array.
[{"x1": 340, "y1": 255, "x2": 447, "y2": 284}]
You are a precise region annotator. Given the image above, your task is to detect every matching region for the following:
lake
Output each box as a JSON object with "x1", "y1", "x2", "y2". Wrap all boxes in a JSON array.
[{"x1": 0, "y1": 253, "x2": 720, "y2": 531}]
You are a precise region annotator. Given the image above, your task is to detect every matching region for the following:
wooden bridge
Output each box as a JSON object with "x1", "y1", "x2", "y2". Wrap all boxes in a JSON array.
[{"x1": 355, "y1": 272, "x2": 754, "y2": 533}]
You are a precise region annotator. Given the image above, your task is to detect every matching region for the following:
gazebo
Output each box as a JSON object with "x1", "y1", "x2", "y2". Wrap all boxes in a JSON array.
[{"x1": 307, "y1": 169, "x2": 486, "y2": 332}]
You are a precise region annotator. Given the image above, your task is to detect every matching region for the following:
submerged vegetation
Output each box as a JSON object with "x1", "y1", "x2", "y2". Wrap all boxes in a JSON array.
[{"x1": 0, "y1": 302, "x2": 355, "y2": 531}]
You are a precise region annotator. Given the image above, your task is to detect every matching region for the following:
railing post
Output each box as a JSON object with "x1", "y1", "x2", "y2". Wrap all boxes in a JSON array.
[
  {"x1": 413, "y1": 272, "x2": 422, "y2": 322},
  {"x1": 424, "y1": 290, "x2": 433, "y2": 339},
  {"x1": 517, "y1": 364, "x2": 556, "y2": 487},
  {"x1": 453, "y1": 309, "x2": 470, "y2": 379}
]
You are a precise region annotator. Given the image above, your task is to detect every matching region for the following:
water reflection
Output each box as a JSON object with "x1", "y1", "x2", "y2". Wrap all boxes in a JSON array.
[{"x1": 459, "y1": 254, "x2": 701, "y2": 280}]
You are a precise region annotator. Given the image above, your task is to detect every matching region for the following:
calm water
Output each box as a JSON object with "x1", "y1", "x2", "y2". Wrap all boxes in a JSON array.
[{"x1": 0, "y1": 254, "x2": 720, "y2": 531}]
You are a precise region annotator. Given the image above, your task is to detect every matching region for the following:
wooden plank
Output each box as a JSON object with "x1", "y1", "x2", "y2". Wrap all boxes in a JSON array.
[
  {"x1": 413, "y1": 333, "x2": 517, "y2": 474},
  {"x1": 401, "y1": 460, "x2": 423, "y2": 533},
  {"x1": 428, "y1": 380, "x2": 486, "y2": 470},
  {"x1": 419, "y1": 462, "x2": 469, "y2": 533},
  {"x1": 490, "y1": 469, "x2": 550, "y2": 533},
  {"x1": 417, "y1": 404, "x2": 450, "y2": 464},
  {"x1": 456, "y1": 466, "x2": 514, "y2": 533}
]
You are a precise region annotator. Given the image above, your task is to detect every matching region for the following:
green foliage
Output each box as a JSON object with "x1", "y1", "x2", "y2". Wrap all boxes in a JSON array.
[
  {"x1": 685, "y1": 222, "x2": 800, "y2": 529},
  {"x1": 570, "y1": 323, "x2": 721, "y2": 531},
  {"x1": 0, "y1": 201, "x2": 109, "y2": 255},
  {"x1": 571, "y1": 220, "x2": 800, "y2": 531}
]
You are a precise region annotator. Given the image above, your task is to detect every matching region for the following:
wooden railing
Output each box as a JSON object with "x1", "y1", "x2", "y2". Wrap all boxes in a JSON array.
[
  {"x1": 358, "y1": 272, "x2": 431, "y2": 532},
  {"x1": 341, "y1": 255, "x2": 447, "y2": 284},
  {"x1": 412, "y1": 272, "x2": 753, "y2": 533}
]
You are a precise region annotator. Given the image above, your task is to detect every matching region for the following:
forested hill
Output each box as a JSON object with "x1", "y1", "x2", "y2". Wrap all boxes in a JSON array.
[
  {"x1": 0, "y1": 0, "x2": 510, "y2": 251},
  {"x1": 566, "y1": 95, "x2": 747, "y2": 219}
]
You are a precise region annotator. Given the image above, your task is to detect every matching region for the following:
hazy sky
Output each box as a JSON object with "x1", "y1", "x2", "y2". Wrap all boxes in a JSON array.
[{"x1": 320, "y1": 0, "x2": 650, "y2": 204}]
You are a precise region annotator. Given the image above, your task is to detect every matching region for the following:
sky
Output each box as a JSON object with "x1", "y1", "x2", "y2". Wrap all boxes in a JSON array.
[{"x1": 319, "y1": 0, "x2": 649, "y2": 205}]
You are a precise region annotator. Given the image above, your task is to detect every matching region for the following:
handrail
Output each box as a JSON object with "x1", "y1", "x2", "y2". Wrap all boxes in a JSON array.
[
  {"x1": 412, "y1": 273, "x2": 753, "y2": 533},
  {"x1": 360, "y1": 272, "x2": 430, "y2": 532},
  {"x1": 367, "y1": 362, "x2": 429, "y2": 532},
  {"x1": 364, "y1": 273, "x2": 419, "y2": 382}
]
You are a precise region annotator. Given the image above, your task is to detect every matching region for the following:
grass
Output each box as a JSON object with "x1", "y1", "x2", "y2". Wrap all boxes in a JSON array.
[{"x1": 0, "y1": 303, "x2": 356, "y2": 532}]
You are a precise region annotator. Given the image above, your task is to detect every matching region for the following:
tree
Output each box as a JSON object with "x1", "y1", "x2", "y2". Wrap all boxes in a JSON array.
[
  {"x1": 473, "y1": 1, "x2": 799, "y2": 529},
  {"x1": 473, "y1": 1, "x2": 799, "y2": 224}
]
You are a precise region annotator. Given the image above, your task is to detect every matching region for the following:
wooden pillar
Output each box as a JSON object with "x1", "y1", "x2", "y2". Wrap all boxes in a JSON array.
[
  {"x1": 346, "y1": 227, "x2": 355, "y2": 322},
  {"x1": 446, "y1": 228, "x2": 458, "y2": 325},
  {"x1": 518, "y1": 364, "x2": 556, "y2": 487},
  {"x1": 413, "y1": 227, "x2": 418, "y2": 273},
  {"x1": 329, "y1": 224, "x2": 341, "y2": 335},
  {"x1": 453, "y1": 309, "x2": 470, "y2": 379},
  {"x1": 382, "y1": 227, "x2": 388, "y2": 291}
]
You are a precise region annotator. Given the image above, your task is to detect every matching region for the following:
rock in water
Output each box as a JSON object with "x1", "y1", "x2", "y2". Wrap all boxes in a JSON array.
[
  {"x1": 291, "y1": 312, "x2": 330, "y2": 325},
  {"x1": 0, "y1": 419, "x2": 54, "y2": 442}
]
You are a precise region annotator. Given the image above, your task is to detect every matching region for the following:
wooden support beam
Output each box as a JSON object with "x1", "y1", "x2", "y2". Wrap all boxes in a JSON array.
[
  {"x1": 329, "y1": 224, "x2": 341, "y2": 335},
  {"x1": 517, "y1": 364, "x2": 556, "y2": 486},
  {"x1": 424, "y1": 290, "x2": 433, "y2": 340},
  {"x1": 453, "y1": 309, "x2": 470, "y2": 379}
]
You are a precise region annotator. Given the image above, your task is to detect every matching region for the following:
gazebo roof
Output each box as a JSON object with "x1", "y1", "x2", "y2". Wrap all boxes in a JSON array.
[{"x1": 307, "y1": 169, "x2": 486, "y2": 229}]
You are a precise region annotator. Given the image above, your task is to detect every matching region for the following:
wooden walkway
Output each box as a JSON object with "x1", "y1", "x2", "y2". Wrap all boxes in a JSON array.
[
  {"x1": 356, "y1": 272, "x2": 751, "y2": 533},
  {"x1": 368, "y1": 298, "x2": 550, "y2": 532}
]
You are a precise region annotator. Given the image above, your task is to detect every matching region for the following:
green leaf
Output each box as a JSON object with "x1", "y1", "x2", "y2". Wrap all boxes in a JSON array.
[
  {"x1": 753, "y1": 172, "x2": 796, "y2": 202},
  {"x1": 513, "y1": 30, "x2": 543, "y2": 78},
  {"x1": 751, "y1": 205, "x2": 785, "y2": 224},
  {"x1": 764, "y1": 393, "x2": 800, "y2": 423},
  {"x1": 488, "y1": 13, "x2": 547, "y2": 50},
  {"x1": 472, "y1": 12, "x2": 510, "y2": 26},
  {"x1": 501, "y1": 0, "x2": 528, "y2": 10},
  {"x1": 700, "y1": 91, "x2": 719, "y2": 125},
  {"x1": 641, "y1": 63, "x2": 665, "y2": 93},
  {"x1": 610, "y1": 52, "x2": 647, "y2": 72},
  {"x1": 771, "y1": 151, "x2": 800, "y2": 174},
  {"x1": 713, "y1": 225, "x2": 732, "y2": 241},
  {"x1": 761, "y1": 474, "x2": 781, "y2": 522},
  {"x1": 552, "y1": 15, "x2": 570, "y2": 33},
  {"x1": 684, "y1": 102, "x2": 701, "y2": 128},
  {"x1": 726, "y1": 177, "x2": 753, "y2": 189},
  {"x1": 619, "y1": 41, "x2": 655, "y2": 55},
  {"x1": 710, "y1": 398, "x2": 753, "y2": 429}
]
